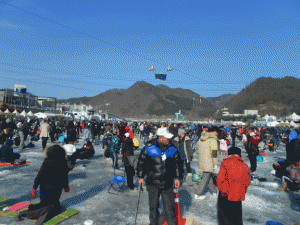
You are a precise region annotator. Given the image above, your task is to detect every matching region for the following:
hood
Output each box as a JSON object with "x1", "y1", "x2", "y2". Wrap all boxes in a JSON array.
[
  {"x1": 200, "y1": 131, "x2": 217, "y2": 141},
  {"x1": 289, "y1": 131, "x2": 298, "y2": 143},
  {"x1": 225, "y1": 155, "x2": 244, "y2": 163},
  {"x1": 173, "y1": 136, "x2": 190, "y2": 142},
  {"x1": 4, "y1": 139, "x2": 13, "y2": 148},
  {"x1": 44, "y1": 145, "x2": 67, "y2": 160}
]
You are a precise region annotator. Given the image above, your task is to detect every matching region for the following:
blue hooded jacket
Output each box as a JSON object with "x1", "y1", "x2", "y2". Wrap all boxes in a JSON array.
[{"x1": 289, "y1": 130, "x2": 298, "y2": 143}]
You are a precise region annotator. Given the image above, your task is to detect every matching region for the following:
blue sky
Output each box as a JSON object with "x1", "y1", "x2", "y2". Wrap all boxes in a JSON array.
[{"x1": 1, "y1": 0, "x2": 300, "y2": 99}]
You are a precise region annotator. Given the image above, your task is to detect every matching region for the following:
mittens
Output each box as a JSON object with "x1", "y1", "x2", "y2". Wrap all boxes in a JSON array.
[{"x1": 32, "y1": 188, "x2": 37, "y2": 198}]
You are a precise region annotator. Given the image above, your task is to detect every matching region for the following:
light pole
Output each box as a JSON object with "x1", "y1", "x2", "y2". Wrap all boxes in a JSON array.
[{"x1": 105, "y1": 103, "x2": 110, "y2": 119}]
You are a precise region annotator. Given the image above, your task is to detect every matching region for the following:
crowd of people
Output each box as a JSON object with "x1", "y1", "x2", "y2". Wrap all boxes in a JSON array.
[{"x1": 0, "y1": 116, "x2": 300, "y2": 224}]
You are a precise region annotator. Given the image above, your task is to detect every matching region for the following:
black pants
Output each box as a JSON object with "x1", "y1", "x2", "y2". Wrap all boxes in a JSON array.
[
  {"x1": 124, "y1": 164, "x2": 135, "y2": 189},
  {"x1": 181, "y1": 160, "x2": 191, "y2": 174},
  {"x1": 42, "y1": 137, "x2": 48, "y2": 150},
  {"x1": 232, "y1": 136, "x2": 236, "y2": 147},
  {"x1": 218, "y1": 193, "x2": 243, "y2": 225},
  {"x1": 248, "y1": 152, "x2": 257, "y2": 172},
  {"x1": 50, "y1": 133, "x2": 55, "y2": 143},
  {"x1": 147, "y1": 185, "x2": 175, "y2": 225}
]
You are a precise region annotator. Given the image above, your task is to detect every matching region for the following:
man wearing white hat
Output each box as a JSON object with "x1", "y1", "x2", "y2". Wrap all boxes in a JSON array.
[{"x1": 137, "y1": 127, "x2": 183, "y2": 225}]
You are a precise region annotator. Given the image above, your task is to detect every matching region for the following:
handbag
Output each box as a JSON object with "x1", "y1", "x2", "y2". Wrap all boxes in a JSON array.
[{"x1": 124, "y1": 155, "x2": 136, "y2": 168}]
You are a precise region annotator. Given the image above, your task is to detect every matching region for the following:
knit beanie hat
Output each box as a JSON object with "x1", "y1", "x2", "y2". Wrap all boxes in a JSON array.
[
  {"x1": 228, "y1": 147, "x2": 241, "y2": 157},
  {"x1": 178, "y1": 128, "x2": 186, "y2": 136}
]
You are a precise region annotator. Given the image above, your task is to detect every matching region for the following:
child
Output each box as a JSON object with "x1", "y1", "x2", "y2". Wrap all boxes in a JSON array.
[
  {"x1": 216, "y1": 147, "x2": 251, "y2": 225},
  {"x1": 219, "y1": 139, "x2": 228, "y2": 157}
]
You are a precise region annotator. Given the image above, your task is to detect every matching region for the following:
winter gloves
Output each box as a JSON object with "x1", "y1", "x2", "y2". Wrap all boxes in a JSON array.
[
  {"x1": 31, "y1": 187, "x2": 70, "y2": 199},
  {"x1": 31, "y1": 188, "x2": 36, "y2": 198}
]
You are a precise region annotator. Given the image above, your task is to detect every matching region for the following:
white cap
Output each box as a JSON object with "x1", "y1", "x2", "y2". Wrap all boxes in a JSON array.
[
  {"x1": 250, "y1": 132, "x2": 256, "y2": 137},
  {"x1": 156, "y1": 127, "x2": 173, "y2": 139},
  {"x1": 124, "y1": 133, "x2": 130, "y2": 138}
]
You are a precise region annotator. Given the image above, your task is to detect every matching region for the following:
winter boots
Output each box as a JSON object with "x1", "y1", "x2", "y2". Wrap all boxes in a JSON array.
[
  {"x1": 277, "y1": 182, "x2": 288, "y2": 191},
  {"x1": 188, "y1": 173, "x2": 193, "y2": 186}
]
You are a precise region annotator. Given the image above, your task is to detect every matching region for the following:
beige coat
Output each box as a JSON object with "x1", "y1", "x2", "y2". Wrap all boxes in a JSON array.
[
  {"x1": 197, "y1": 131, "x2": 219, "y2": 172},
  {"x1": 39, "y1": 123, "x2": 50, "y2": 138}
]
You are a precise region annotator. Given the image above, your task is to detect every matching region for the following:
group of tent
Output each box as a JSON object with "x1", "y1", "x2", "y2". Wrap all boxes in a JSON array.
[
  {"x1": 1, "y1": 109, "x2": 33, "y2": 117},
  {"x1": 0, "y1": 110, "x2": 65, "y2": 119}
]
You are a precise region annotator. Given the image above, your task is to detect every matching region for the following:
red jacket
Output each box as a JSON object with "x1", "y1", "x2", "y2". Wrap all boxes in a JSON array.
[
  {"x1": 124, "y1": 126, "x2": 134, "y2": 139},
  {"x1": 216, "y1": 155, "x2": 251, "y2": 201}
]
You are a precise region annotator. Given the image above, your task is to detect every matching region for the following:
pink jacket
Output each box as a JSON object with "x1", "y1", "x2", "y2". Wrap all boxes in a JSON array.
[{"x1": 219, "y1": 139, "x2": 228, "y2": 151}]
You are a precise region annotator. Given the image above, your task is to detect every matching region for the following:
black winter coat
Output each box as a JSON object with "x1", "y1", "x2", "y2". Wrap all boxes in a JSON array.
[
  {"x1": 286, "y1": 139, "x2": 300, "y2": 164},
  {"x1": 137, "y1": 141, "x2": 183, "y2": 189},
  {"x1": 33, "y1": 158, "x2": 69, "y2": 206},
  {"x1": 122, "y1": 138, "x2": 134, "y2": 157}
]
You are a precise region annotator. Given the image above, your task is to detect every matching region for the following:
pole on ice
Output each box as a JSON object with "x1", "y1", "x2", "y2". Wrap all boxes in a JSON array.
[{"x1": 134, "y1": 184, "x2": 143, "y2": 225}]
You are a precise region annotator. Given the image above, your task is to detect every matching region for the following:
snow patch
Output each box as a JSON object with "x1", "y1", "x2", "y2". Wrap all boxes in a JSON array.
[
  {"x1": 0, "y1": 170, "x2": 10, "y2": 176},
  {"x1": 244, "y1": 194, "x2": 281, "y2": 213},
  {"x1": 260, "y1": 182, "x2": 280, "y2": 188}
]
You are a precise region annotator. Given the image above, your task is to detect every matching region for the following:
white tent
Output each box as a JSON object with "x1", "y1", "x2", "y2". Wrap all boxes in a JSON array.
[
  {"x1": 286, "y1": 112, "x2": 300, "y2": 121},
  {"x1": 4, "y1": 109, "x2": 10, "y2": 114},
  {"x1": 267, "y1": 121, "x2": 280, "y2": 127},
  {"x1": 34, "y1": 112, "x2": 47, "y2": 119},
  {"x1": 27, "y1": 111, "x2": 34, "y2": 116},
  {"x1": 12, "y1": 109, "x2": 19, "y2": 115},
  {"x1": 290, "y1": 121, "x2": 299, "y2": 127},
  {"x1": 20, "y1": 111, "x2": 27, "y2": 117}
]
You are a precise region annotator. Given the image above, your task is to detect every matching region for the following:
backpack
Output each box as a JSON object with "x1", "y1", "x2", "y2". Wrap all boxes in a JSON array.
[{"x1": 133, "y1": 137, "x2": 139, "y2": 147}]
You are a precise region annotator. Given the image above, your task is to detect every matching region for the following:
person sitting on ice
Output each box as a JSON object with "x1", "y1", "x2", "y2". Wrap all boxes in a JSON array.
[
  {"x1": 16, "y1": 145, "x2": 70, "y2": 222},
  {"x1": 0, "y1": 139, "x2": 22, "y2": 164},
  {"x1": 277, "y1": 161, "x2": 300, "y2": 191},
  {"x1": 68, "y1": 138, "x2": 95, "y2": 167}
]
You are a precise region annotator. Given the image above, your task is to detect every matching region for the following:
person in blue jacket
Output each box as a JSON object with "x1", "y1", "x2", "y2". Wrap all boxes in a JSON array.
[
  {"x1": 0, "y1": 139, "x2": 20, "y2": 163},
  {"x1": 137, "y1": 127, "x2": 183, "y2": 225},
  {"x1": 288, "y1": 127, "x2": 298, "y2": 143}
]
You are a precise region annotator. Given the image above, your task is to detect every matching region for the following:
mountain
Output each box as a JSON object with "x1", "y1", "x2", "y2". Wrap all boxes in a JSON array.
[
  {"x1": 58, "y1": 81, "x2": 218, "y2": 119},
  {"x1": 206, "y1": 94, "x2": 235, "y2": 108},
  {"x1": 223, "y1": 76, "x2": 300, "y2": 117}
]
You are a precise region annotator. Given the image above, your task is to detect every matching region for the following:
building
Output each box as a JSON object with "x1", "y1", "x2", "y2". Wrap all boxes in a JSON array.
[
  {"x1": 0, "y1": 85, "x2": 57, "y2": 110},
  {"x1": 222, "y1": 109, "x2": 259, "y2": 117},
  {"x1": 56, "y1": 102, "x2": 93, "y2": 112},
  {"x1": 244, "y1": 110, "x2": 259, "y2": 116}
]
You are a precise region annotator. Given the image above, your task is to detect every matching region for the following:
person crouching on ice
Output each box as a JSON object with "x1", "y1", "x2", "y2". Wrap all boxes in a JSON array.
[
  {"x1": 216, "y1": 147, "x2": 251, "y2": 225},
  {"x1": 68, "y1": 138, "x2": 95, "y2": 167},
  {"x1": 137, "y1": 127, "x2": 183, "y2": 225},
  {"x1": 18, "y1": 145, "x2": 70, "y2": 222}
]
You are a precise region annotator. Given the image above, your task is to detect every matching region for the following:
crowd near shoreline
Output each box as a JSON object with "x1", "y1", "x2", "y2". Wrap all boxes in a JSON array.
[{"x1": 0, "y1": 116, "x2": 299, "y2": 224}]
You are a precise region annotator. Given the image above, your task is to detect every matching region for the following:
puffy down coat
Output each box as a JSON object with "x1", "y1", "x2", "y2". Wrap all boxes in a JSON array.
[{"x1": 137, "y1": 140, "x2": 183, "y2": 189}]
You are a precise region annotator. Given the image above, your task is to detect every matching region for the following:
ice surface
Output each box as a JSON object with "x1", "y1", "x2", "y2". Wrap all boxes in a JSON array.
[{"x1": 0, "y1": 135, "x2": 299, "y2": 224}]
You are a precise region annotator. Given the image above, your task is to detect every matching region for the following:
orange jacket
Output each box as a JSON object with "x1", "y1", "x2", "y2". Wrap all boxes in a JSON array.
[{"x1": 216, "y1": 155, "x2": 251, "y2": 201}]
